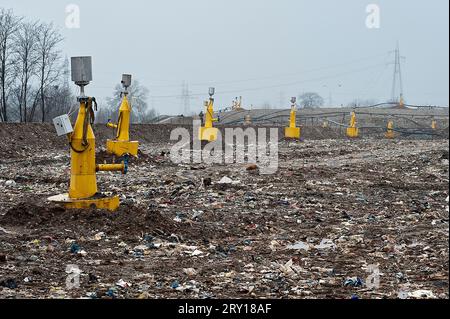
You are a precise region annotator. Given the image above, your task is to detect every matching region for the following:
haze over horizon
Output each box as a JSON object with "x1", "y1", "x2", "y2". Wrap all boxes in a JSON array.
[{"x1": 1, "y1": 0, "x2": 449, "y2": 115}]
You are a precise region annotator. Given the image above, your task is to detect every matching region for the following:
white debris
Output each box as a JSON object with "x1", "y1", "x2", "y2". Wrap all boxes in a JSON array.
[
  {"x1": 116, "y1": 279, "x2": 132, "y2": 289},
  {"x1": 314, "y1": 239, "x2": 336, "y2": 250},
  {"x1": 183, "y1": 268, "x2": 197, "y2": 276},
  {"x1": 287, "y1": 241, "x2": 310, "y2": 251},
  {"x1": 5, "y1": 180, "x2": 16, "y2": 187},
  {"x1": 408, "y1": 290, "x2": 435, "y2": 299},
  {"x1": 218, "y1": 176, "x2": 233, "y2": 184}
]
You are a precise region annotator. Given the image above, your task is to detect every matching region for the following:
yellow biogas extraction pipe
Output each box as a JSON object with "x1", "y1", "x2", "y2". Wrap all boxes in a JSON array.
[
  {"x1": 199, "y1": 87, "x2": 219, "y2": 142},
  {"x1": 244, "y1": 114, "x2": 252, "y2": 126},
  {"x1": 431, "y1": 119, "x2": 437, "y2": 130},
  {"x1": 96, "y1": 163, "x2": 126, "y2": 173},
  {"x1": 48, "y1": 56, "x2": 127, "y2": 211},
  {"x1": 284, "y1": 97, "x2": 300, "y2": 139},
  {"x1": 385, "y1": 120, "x2": 395, "y2": 139},
  {"x1": 399, "y1": 94, "x2": 405, "y2": 108},
  {"x1": 68, "y1": 97, "x2": 98, "y2": 199},
  {"x1": 106, "y1": 74, "x2": 139, "y2": 158},
  {"x1": 346, "y1": 111, "x2": 359, "y2": 138}
]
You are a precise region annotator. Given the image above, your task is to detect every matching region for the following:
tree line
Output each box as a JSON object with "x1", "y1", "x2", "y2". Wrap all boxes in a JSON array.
[
  {"x1": 1, "y1": 8, "x2": 159, "y2": 124},
  {"x1": 0, "y1": 8, "x2": 75, "y2": 123}
]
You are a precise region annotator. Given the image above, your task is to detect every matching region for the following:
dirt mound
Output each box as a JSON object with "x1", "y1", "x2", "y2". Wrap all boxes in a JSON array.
[{"x1": 0, "y1": 202, "x2": 215, "y2": 242}]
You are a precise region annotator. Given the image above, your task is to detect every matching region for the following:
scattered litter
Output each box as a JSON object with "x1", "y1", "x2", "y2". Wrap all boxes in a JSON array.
[
  {"x1": 314, "y1": 239, "x2": 336, "y2": 250},
  {"x1": 116, "y1": 279, "x2": 132, "y2": 289},
  {"x1": 5, "y1": 180, "x2": 16, "y2": 187},
  {"x1": 183, "y1": 268, "x2": 197, "y2": 277},
  {"x1": 408, "y1": 290, "x2": 436, "y2": 299},
  {"x1": 69, "y1": 242, "x2": 81, "y2": 254},
  {"x1": 344, "y1": 278, "x2": 364, "y2": 287},
  {"x1": 287, "y1": 241, "x2": 310, "y2": 251},
  {"x1": 218, "y1": 176, "x2": 233, "y2": 184},
  {"x1": 93, "y1": 232, "x2": 105, "y2": 241},
  {"x1": 0, "y1": 137, "x2": 447, "y2": 299},
  {"x1": 170, "y1": 280, "x2": 180, "y2": 289},
  {"x1": 0, "y1": 278, "x2": 17, "y2": 289}
]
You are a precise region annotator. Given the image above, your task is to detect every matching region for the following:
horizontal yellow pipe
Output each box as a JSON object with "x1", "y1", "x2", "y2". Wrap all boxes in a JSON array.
[
  {"x1": 107, "y1": 122, "x2": 118, "y2": 129},
  {"x1": 96, "y1": 163, "x2": 125, "y2": 173}
]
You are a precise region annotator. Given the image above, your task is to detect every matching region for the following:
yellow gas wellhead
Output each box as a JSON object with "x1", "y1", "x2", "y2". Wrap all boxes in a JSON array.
[
  {"x1": 244, "y1": 114, "x2": 252, "y2": 126},
  {"x1": 346, "y1": 111, "x2": 359, "y2": 138},
  {"x1": 431, "y1": 119, "x2": 437, "y2": 130},
  {"x1": 68, "y1": 98, "x2": 98, "y2": 199},
  {"x1": 106, "y1": 94, "x2": 139, "y2": 157},
  {"x1": 199, "y1": 88, "x2": 219, "y2": 142},
  {"x1": 49, "y1": 97, "x2": 125, "y2": 211},
  {"x1": 48, "y1": 57, "x2": 128, "y2": 211},
  {"x1": 385, "y1": 120, "x2": 395, "y2": 139},
  {"x1": 285, "y1": 98, "x2": 300, "y2": 139},
  {"x1": 399, "y1": 95, "x2": 405, "y2": 108}
]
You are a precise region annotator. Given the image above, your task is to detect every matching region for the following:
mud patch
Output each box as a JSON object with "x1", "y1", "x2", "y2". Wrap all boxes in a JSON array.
[{"x1": 0, "y1": 202, "x2": 222, "y2": 242}]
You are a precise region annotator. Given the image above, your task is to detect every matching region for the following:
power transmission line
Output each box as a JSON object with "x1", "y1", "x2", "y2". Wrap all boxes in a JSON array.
[
  {"x1": 138, "y1": 51, "x2": 391, "y2": 89},
  {"x1": 177, "y1": 81, "x2": 196, "y2": 115},
  {"x1": 148, "y1": 63, "x2": 387, "y2": 99},
  {"x1": 390, "y1": 41, "x2": 405, "y2": 104}
]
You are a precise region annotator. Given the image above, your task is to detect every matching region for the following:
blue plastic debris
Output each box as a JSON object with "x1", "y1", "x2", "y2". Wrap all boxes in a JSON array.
[
  {"x1": 0, "y1": 278, "x2": 17, "y2": 289},
  {"x1": 70, "y1": 242, "x2": 80, "y2": 254},
  {"x1": 344, "y1": 277, "x2": 364, "y2": 287},
  {"x1": 106, "y1": 287, "x2": 118, "y2": 298},
  {"x1": 171, "y1": 280, "x2": 180, "y2": 289},
  {"x1": 143, "y1": 234, "x2": 153, "y2": 243}
]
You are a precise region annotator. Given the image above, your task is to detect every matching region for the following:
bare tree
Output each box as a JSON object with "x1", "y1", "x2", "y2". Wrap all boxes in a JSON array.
[
  {"x1": 33, "y1": 22, "x2": 63, "y2": 122},
  {"x1": 0, "y1": 9, "x2": 22, "y2": 122},
  {"x1": 298, "y1": 92, "x2": 324, "y2": 108},
  {"x1": 12, "y1": 21, "x2": 39, "y2": 122},
  {"x1": 100, "y1": 80, "x2": 157, "y2": 124}
]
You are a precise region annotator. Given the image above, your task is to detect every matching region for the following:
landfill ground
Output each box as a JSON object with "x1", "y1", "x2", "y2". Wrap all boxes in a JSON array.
[{"x1": 0, "y1": 124, "x2": 449, "y2": 299}]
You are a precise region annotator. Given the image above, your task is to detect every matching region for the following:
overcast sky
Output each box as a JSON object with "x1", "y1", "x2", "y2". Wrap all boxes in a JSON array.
[{"x1": 2, "y1": 0, "x2": 449, "y2": 114}]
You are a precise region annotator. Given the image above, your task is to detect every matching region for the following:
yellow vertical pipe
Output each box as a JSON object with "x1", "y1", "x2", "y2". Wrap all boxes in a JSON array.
[
  {"x1": 385, "y1": 120, "x2": 394, "y2": 139},
  {"x1": 289, "y1": 107, "x2": 297, "y2": 128},
  {"x1": 69, "y1": 101, "x2": 98, "y2": 199},
  {"x1": 204, "y1": 97, "x2": 217, "y2": 128},
  {"x1": 116, "y1": 95, "x2": 131, "y2": 141},
  {"x1": 350, "y1": 112, "x2": 356, "y2": 128},
  {"x1": 431, "y1": 120, "x2": 437, "y2": 130}
]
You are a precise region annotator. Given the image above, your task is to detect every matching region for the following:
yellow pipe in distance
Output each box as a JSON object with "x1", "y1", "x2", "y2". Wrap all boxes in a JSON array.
[
  {"x1": 284, "y1": 97, "x2": 300, "y2": 139},
  {"x1": 199, "y1": 87, "x2": 219, "y2": 142},
  {"x1": 346, "y1": 111, "x2": 359, "y2": 138},
  {"x1": 385, "y1": 120, "x2": 395, "y2": 139},
  {"x1": 106, "y1": 74, "x2": 139, "y2": 157},
  {"x1": 431, "y1": 119, "x2": 437, "y2": 130}
]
